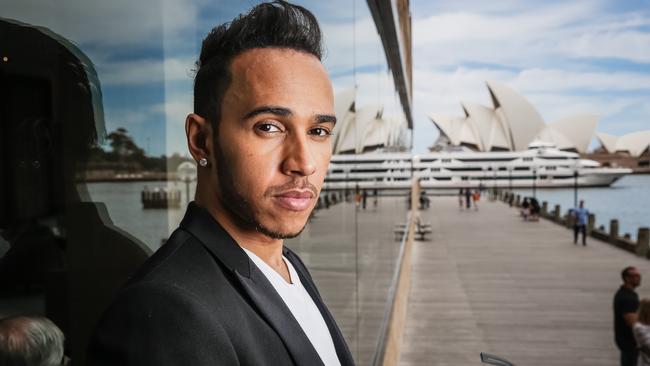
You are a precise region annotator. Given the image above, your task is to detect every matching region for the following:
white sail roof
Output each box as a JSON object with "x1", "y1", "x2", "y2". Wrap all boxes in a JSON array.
[
  {"x1": 332, "y1": 88, "x2": 356, "y2": 152},
  {"x1": 596, "y1": 131, "x2": 650, "y2": 157},
  {"x1": 539, "y1": 114, "x2": 598, "y2": 153},
  {"x1": 595, "y1": 132, "x2": 619, "y2": 153},
  {"x1": 461, "y1": 101, "x2": 511, "y2": 151},
  {"x1": 428, "y1": 114, "x2": 480, "y2": 148},
  {"x1": 486, "y1": 80, "x2": 546, "y2": 151}
]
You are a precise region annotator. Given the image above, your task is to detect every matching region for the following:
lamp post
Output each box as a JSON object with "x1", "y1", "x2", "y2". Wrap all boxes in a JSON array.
[
  {"x1": 492, "y1": 164, "x2": 497, "y2": 200},
  {"x1": 508, "y1": 165, "x2": 513, "y2": 192},
  {"x1": 481, "y1": 165, "x2": 487, "y2": 193},
  {"x1": 573, "y1": 163, "x2": 579, "y2": 209},
  {"x1": 532, "y1": 166, "x2": 537, "y2": 199},
  {"x1": 345, "y1": 168, "x2": 350, "y2": 200},
  {"x1": 176, "y1": 161, "x2": 197, "y2": 204}
]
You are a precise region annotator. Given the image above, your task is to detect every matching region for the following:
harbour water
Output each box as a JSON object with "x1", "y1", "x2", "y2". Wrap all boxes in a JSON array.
[
  {"x1": 86, "y1": 181, "x2": 196, "y2": 252},
  {"x1": 85, "y1": 174, "x2": 650, "y2": 250},
  {"x1": 512, "y1": 174, "x2": 650, "y2": 240}
]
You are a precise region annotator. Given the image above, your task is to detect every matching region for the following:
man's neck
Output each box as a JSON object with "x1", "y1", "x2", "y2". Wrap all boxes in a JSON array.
[
  {"x1": 195, "y1": 197, "x2": 287, "y2": 273},
  {"x1": 623, "y1": 283, "x2": 636, "y2": 291}
]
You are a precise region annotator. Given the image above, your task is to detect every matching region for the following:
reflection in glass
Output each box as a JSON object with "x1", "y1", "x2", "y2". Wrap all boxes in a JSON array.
[{"x1": 1, "y1": 1, "x2": 411, "y2": 364}]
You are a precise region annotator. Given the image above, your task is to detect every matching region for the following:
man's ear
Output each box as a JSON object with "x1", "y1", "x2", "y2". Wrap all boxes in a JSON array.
[{"x1": 185, "y1": 113, "x2": 213, "y2": 163}]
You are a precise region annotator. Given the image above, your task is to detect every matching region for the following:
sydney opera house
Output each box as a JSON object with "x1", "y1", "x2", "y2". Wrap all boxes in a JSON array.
[
  {"x1": 331, "y1": 88, "x2": 411, "y2": 154},
  {"x1": 428, "y1": 80, "x2": 601, "y2": 154}
]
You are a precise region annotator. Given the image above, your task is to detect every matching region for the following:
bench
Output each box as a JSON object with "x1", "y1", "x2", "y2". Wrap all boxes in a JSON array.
[{"x1": 394, "y1": 219, "x2": 432, "y2": 241}]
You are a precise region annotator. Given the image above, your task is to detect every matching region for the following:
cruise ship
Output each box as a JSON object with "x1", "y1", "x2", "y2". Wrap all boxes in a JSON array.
[{"x1": 323, "y1": 142, "x2": 632, "y2": 191}]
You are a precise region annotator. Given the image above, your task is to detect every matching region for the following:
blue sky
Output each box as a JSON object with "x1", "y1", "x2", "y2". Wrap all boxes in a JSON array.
[{"x1": 3, "y1": 0, "x2": 649, "y2": 155}]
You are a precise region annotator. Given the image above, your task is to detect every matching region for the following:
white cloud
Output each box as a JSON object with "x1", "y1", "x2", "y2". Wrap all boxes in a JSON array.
[
  {"x1": 2, "y1": 0, "x2": 197, "y2": 48},
  {"x1": 412, "y1": 1, "x2": 650, "y2": 67},
  {"x1": 511, "y1": 69, "x2": 650, "y2": 92},
  {"x1": 98, "y1": 57, "x2": 195, "y2": 85}
]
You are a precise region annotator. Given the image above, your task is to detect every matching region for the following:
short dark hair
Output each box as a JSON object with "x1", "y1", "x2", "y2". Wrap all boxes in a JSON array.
[
  {"x1": 622, "y1": 266, "x2": 636, "y2": 281},
  {"x1": 193, "y1": 0, "x2": 323, "y2": 129}
]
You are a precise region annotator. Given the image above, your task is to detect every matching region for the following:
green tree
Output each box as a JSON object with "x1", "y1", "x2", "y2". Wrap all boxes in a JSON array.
[{"x1": 107, "y1": 128, "x2": 145, "y2": 160}]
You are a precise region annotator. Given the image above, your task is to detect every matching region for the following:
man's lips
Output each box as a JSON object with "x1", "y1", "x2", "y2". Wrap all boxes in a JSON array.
[{"x1": 273, "y1": 190, "x2": 315, "y2": 211}]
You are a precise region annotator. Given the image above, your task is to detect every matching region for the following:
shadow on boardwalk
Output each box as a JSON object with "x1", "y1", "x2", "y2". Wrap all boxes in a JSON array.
[{"x1": 401, "y1": 197, "x2": 649, "y2": 366}]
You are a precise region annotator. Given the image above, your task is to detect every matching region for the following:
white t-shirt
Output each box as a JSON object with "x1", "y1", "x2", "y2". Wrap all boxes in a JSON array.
[{"x1": 242, "y1": 248, "x2": 341, "y2": 366}]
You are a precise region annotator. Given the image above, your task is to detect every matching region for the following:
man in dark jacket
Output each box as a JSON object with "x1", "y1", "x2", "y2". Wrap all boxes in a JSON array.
[
  {"x1": 87, "y1": 2, "x2": 354, "y2": 365},
  {"x1": 614, "y1": 266, "x2": 641, "y2": 366}
]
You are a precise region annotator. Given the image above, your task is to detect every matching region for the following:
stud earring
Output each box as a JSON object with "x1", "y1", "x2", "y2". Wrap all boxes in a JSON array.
[{"x1": 198, "y1": 158, "x2": 208, "y2": 167}]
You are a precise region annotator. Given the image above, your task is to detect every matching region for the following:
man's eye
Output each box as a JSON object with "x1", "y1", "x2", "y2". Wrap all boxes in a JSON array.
[
  {"x1": 256, "y1": 123, "x2": 282, "y2": 133},
  {"x1": 310, "y1": 127, "x2": 331, "y2": 137}
]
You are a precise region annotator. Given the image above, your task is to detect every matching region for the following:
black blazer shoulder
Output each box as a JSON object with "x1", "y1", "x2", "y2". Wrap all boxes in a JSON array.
[{"x1": 87, "y1": 202, "x2": 355, "y2": 366}]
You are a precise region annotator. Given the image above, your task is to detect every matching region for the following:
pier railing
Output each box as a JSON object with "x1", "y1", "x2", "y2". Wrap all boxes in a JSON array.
[
  {"x1": 372, "y1": 181, "x2": 418, "y2": 366},
  {"x1": 499, "y1": 191, "x2": 650, "y2": 258}
]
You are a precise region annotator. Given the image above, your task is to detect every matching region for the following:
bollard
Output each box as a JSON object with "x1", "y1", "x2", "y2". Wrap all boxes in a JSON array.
[
  {"x1": 610, "y1": 219, "x2": 619, "y2": 242},
  {"x1": 635, "y1": 227, "x2": 650, "y2": 257},
  {"x1": 542, "y1": 201, "x2": 548, "y2": 217},
  {"x1": 553, "y1": 204, "x2": 561, "y2": 221},
  {"x1": 637, "y1": 228, "x2": 650, "y2": 259},
  {"x1": 587, "y1": 213, "x2": 595, "y2": 235},
  {"x1": 566, "y1": 210, "x2": 575, "y2": 228}
]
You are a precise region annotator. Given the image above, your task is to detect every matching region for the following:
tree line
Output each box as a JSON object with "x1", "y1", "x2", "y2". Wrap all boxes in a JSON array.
[{"x1": 87, "y1": 128, "x2": 190, "y2": 172}]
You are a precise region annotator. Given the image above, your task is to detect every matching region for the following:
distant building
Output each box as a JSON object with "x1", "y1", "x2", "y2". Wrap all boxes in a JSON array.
[{"x1": 428, "y1": 80, "x2": 598, "y2": 154}]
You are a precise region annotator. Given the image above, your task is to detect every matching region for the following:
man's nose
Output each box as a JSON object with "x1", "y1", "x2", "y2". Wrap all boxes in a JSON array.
[{"x1": 282, "y1": 134, "x2": 316, "y2": 177}]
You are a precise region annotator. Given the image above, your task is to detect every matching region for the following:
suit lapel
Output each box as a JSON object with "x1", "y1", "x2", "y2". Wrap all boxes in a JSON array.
[
  {"x1": 179, "y1": 202, "x2": 324, "y2": 366},
  {"x1": 285, "y1": 250, "x2": 356, "y2": 366},
  {"x1": 235, "y1": 270, "x2": 324, "y2": 366}
]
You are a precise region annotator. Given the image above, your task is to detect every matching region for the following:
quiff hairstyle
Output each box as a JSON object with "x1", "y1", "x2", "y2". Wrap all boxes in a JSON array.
[{"x1": 193, "y1": 0, "x2": 324, "y2": 131}]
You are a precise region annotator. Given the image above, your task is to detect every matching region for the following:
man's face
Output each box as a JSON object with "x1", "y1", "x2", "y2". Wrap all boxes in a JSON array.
[
  {"x1": 209, "y1": 48, "x2": 334, "y2": 239},
  {"x1": 626, "y1": 268, "x2": 642, "y2": 288}
]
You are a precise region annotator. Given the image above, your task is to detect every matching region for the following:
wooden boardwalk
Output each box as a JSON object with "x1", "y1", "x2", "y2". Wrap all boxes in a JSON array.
[{"x1": 400, "y1": 196, "x2": 650, "y2": 366}]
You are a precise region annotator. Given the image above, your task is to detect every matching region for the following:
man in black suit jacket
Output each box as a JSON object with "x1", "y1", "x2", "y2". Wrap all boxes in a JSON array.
[{"x1": 87, "y1": 1, "x2": 354, "y2": 365}]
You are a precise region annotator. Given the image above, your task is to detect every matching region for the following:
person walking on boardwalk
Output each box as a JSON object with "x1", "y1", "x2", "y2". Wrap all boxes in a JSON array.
[
  {"x1": 464, "y1": 188, "x2": 472, "y2": 209},
  {"x1": 615, "y1": 266, "x2": 642, "y2": 366},
  {"x1": 458, "y1": 188, "x2": 464, "y2": 209},
  {"x1": 572, "y1": 200, "x2": 589, "y2": 245},
  {"x1": 633, "y1": 298, "x2": 650, "y2": 366},
  {"x1": 362, "y1": 189, "x2": 367, "y2": 210},
  {"x1": 521, "y1": 197, "x2": 530, "y2": 220},
  {"x1": 472, "y1": 190, "x2": 480, "y2": 211}
]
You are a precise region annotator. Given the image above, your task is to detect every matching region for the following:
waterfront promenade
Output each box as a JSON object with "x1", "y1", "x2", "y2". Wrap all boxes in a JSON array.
[{"x1": 400, "y1": 196, "x2": 649, "y2": 366}]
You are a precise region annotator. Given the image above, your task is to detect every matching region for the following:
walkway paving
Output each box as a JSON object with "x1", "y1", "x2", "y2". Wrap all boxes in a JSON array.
[
  {"x1": 400, "y1": 196, "x2": 650, "y2": 366},
  {"x1": 287, "y1": 195, "x2": 408, "y2": 365}
]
